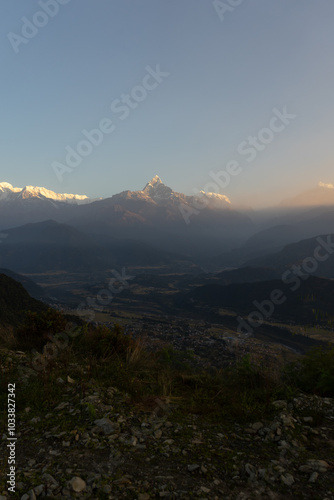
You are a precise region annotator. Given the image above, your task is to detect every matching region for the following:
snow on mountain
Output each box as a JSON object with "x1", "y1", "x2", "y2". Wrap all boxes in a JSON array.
[
  {"x1": 0, "y1": 182, "x2": 22, "y2": 201},
  {"x1": 142, "y1": 175, "x2": 174, "y2": 200},
  {"x1": 0, "y1": 182, "x2": 21, "y2": 191},
  {"x1": 143, "y1": 175, "x2": 162, "y2": 190},
  {"x1": 199, "y1": 191, "x2": 231, "y2": 205},
  {"x1": 140, "y1": 176, "x2": 231, "y2": 207},
  {"x1": 0, "y1": 182, "x2": 95, "y2": 205}
]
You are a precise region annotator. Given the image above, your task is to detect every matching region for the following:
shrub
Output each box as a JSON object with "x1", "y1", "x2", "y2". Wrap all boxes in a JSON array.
[
  {"x1": 287, "y1": 346, "x2": 334, "y2": 396},
  {"x1": 16, "y1": 308, "x2": 67, "y2": 350},
  {"x1": 79, "y1": 323, "x2": 138, "y2": 361}
]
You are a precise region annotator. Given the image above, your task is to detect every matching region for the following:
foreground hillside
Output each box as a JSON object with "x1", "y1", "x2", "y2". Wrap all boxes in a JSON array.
[{"x1": 1, "y1": 304, "x2": 334, "y2": 499}]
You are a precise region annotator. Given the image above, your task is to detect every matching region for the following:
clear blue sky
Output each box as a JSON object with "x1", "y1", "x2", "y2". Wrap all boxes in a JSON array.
[{"x1": 1, "y1": 0, "x2": 333, "y2": 206}]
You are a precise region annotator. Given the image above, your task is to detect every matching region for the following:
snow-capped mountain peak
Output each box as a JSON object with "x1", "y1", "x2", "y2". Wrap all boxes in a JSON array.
[
  {"x1": 199, "y1": 191, "x2": 231, "y2": 205},
  {"x1": 0, "y1": 182, "x2": 22, "y2": 192},
  {"x1": 142, "y1": 176, "x2": 173, "y2": 200},
  {"x1": 0, "y1": 182, "x2": 94, "y2": 205},
  {"x1": 140, "y1": 176, "x2": 232, "y2": 207},
  {"x1": 143, "y1": 175, "x2": 162, "y2": 190}
]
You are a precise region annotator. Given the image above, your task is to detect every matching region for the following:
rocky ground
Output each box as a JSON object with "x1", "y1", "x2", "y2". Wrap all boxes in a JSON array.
[{"x1": 1, "y1": 349, "x2": 334, "y2": 500}]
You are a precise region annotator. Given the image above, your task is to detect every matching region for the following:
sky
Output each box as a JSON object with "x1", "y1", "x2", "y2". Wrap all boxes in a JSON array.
[{"x1": 1, "y1": 0, "x2": 334, "y2": 207}]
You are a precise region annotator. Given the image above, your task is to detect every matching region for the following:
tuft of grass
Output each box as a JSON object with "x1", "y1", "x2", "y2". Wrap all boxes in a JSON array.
[{"x1": 86, "y1": 402, "x2": 97, "y2": 421}]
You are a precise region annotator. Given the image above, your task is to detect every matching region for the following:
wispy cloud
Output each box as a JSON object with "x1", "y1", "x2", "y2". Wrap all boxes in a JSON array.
[{"x1": 318, "y1": 181, "x2": 334, "y2": 189}]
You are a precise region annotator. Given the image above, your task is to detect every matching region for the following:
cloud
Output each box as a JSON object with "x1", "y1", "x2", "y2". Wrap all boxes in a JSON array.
[{"x1": 318, "y1": 181, "x2": 334, "y2": 189}]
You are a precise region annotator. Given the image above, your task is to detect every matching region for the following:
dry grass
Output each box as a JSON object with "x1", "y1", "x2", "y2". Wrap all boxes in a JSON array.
[{"x1": 0, "y1": 325, "x2": 17, "y2": 349}]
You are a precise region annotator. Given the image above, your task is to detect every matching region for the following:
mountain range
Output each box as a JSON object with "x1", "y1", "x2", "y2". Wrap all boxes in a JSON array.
[
  {"x1": 0, "y1": 176, "x2": 253, "y2": 256},
  {"x1": 1, "y1": 176, "x2": 334, "y2": 268},
  {"x1": 0, "y1": 182, "x2": 95, "y2": 204}
]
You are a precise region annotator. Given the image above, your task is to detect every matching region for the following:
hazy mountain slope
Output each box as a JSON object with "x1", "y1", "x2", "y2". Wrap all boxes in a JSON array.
[
  {"x1": 281, "y1": 182, "x2": 334, "y2": 207},
  {"x1": 242, "y1": 233, "x2": 334, "y2": 278},
  {"x1": 0, "y1": 220, "x2": 114, "y2": 273},
  {"x1": 178, "y1": 276, "x2": 334, "y2": 325},
  {"x1": 208, "y1": 224, "x2": 307, "y2": 269},
  {"x1": 0, "y1": 220, "x2": 198, "y2": 274},
  {"x1": 0, "y1": 273, "x2": 47, "y2": 326},
  {"x1": 208, "y1": 206, "x2": 334, "y2": 270},
  {"x1": 0, "y1": 268, "x2": 46, "y2": 299}
]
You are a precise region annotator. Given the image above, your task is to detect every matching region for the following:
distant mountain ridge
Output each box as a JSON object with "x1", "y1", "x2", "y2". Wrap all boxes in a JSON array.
[
  {"x1": 0, "y1": 219, "x2": 200, "y2": 274},
  {"x1": 0, "y1": 182, "x2": 96, "y2": 204}
]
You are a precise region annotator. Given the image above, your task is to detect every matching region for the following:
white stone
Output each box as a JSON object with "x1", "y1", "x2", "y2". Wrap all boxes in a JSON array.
[{"x1": 69, "y1": 476, "x2": 86, "y2": 493}]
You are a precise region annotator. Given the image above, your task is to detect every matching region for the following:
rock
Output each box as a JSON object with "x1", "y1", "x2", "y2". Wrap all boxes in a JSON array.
[
  {"x1": 21, "y1": 495, "x2": 29, "y2": 500},
  {"x1": 272, "y1": 400, "x2": 287, "y2": 410},
  {"x1": 299, "y1": 465, "x2": 310, "y2": 473},
  {"x1": 41, "y1": 474, "x2": 58, "y2": 487},
  {"x1": 28, "y1": 491, "x2": 36, "y2": 500},
  {"x1": 33, "y1": 485, "x2": 44, "y2": 496},
  {"x1": 281, "y1": 416, "x2": 295, "y2": 428},
  {"x1": 30, "y1": 417, "x2": 40, "y2": 424},
  {"x1": 113, "y1": 476, "x2": 132, "y2": 485},
  {"x1": 138, "y1": 494, "x2": 150, "y2": 500},
  {"x1": 94, "y1": 418, "x2": 114, "y2": 435},
  {"x1": 154, "y1": 429, "x2": 163, "y2": 439},
  {"x1": 307, "y1": 459, "x2": 329, "y2": 472},
  {"x1": 252, "y1": 422, "x2": 263, "y2": 432},
  {"x1": 69, "y1": 476, "x2": 86, "y2": 493},
  {"x1": 302, "y1": 417, "x2": 313, "y2": 423},
  {"x1": 280, "y1": 473, "x2": 294, "y2": 486},
  {"x1": 188, "y1": 464, "x2": 200, "y2": 472},
  {"x1": 163, "y1": 439, "x2": 174, "y2": 445},
  {"x1": 245, "y1": 463, "x2": 257, "y2": 479},
  {"x1": 308, "y1": 472, "x2": 318, "y2": 483},
  {"x1": 54, "y1": 402, "x2": 69, "y2": 411},
  {"x1": 129, "y1": 436, "x2": 138, "y2": 446}
]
